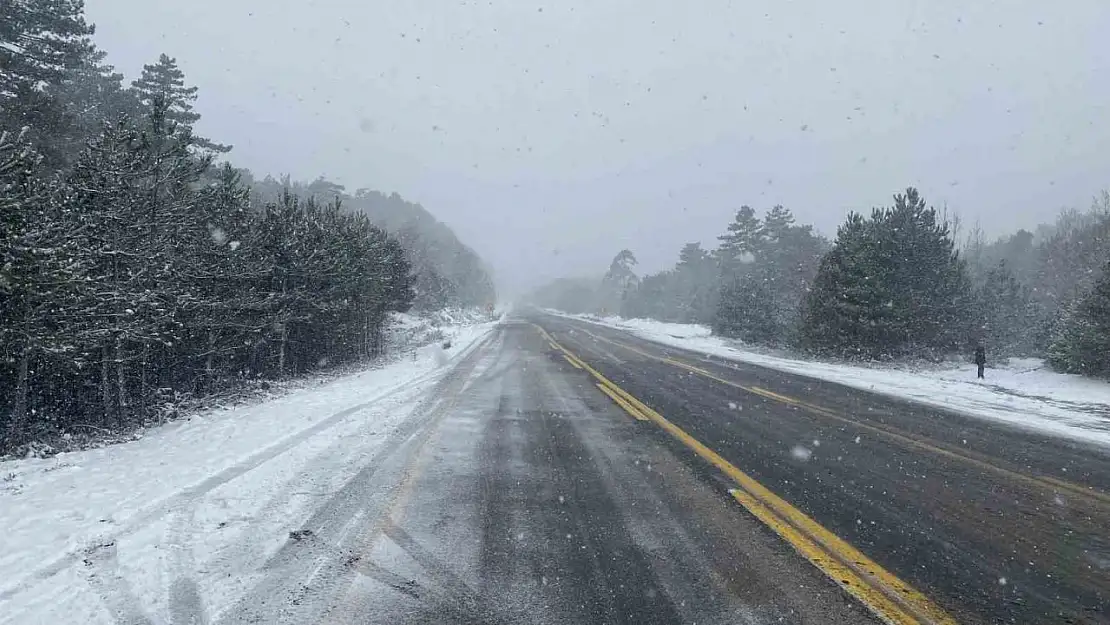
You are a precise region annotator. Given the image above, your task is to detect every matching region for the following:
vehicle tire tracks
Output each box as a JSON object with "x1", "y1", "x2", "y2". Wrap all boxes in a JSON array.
[
  {"x1": 0, "y1": 330, "x2": 497, "y2": 623},
  {"x1": 165, "y1": 372, "x2": 439, "y2": 605},
  {"x1": 212, "y1": 333, "x2": 498, "y2": 625},
  {"x1": 83, "y1": 541, "x2": 156, "y2": 625},
  {"x1": 166, "y1": 503, "x2": 209, "y2": 625}
]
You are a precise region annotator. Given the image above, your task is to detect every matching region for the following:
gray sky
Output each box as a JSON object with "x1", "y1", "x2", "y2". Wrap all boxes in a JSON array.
[{"x1": 86, "y1": 0, "x2": 1110, "y2": 296}]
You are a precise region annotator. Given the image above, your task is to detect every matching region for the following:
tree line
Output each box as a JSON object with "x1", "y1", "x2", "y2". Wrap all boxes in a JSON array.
[
  {"x1": 248, "y1": 177, "x2": 497, "y2": 311},
  {"x1": 533, "y1": 187, "x2": 1110, "y2": 377},
  {"x1": 0, "y1": 1, "x2": 486, "y2": 452}
]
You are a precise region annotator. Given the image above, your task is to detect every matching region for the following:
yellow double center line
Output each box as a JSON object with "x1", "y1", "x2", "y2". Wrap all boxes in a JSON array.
[
  {"x1": 535, "y1": 323, "x2": 958, "y2": 625},
  {"x1": 577, "y1": 326, "x2": 1110, "y2": 511}
]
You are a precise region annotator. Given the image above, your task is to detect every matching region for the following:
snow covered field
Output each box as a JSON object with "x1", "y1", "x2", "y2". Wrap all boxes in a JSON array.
[
  {"x1": 0, "y1": 316, "x2": 498, "y2": 625},
  {"x1": 552, "y1": 312, "x2": 1110, "y2": 448}
]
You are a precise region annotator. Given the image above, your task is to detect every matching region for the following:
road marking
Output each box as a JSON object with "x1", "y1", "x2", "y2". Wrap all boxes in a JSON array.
[
  {"x1": 562, "y1": 354, "x2": 583, "y2": 369},
  {"x1": 726, "y1": 488, "x2": 945, "y2": 625},
  {"x1": 534, "y1": 323, "x2": 956, "y2": 625},
  {"x1": 747, "y1": 385, "x2": 1110, "y2": 508},
  {"x1": 595, "y1": 383, "x2": 649, "y2": 421},
  {"x1": 572, "y1": 324, "x2": 1110, "y2": 510}
]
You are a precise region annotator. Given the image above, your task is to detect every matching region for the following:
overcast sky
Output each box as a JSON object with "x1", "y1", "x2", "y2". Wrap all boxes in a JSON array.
[{"x1": 86, "y1": 0, "x2": 1110, "y2": 296}]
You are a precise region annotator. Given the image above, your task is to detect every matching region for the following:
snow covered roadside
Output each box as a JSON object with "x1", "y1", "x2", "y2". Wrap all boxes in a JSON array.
[
  {"x1": 385, "y1": 307, "x2": 500, "y2": 353},
  {"x1": 550, "y1": 311, "x2": 1110, "y2": 448},
  {"x1": 0, "y1": 317, "x2": 497, "y2": 624}
]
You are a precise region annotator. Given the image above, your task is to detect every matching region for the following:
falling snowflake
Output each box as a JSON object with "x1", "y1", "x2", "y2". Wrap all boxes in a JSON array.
[{"x1": 790, "y1": 446, "x2": 812, "y2": 461}]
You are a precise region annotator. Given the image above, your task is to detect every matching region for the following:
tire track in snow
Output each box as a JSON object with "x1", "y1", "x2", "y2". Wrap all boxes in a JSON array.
[
  {"x1": 0, "y1": 330, "x2": 496, "y2": 606},
  {"x1": 83, "y1": 542, "x2": 156, "y2": 625},
  {"x1": 165, "y1": 502, "x2": 209, "y2": 625},
  {"x1": 346, "y1": 522, "x2": 519, "y2": 625},
  {"x1": 162, "y1": 374, "x2": 435, "y2": 623},
  {"x1": 213, "y1": 333, "x2": 499, "y2": 625}
]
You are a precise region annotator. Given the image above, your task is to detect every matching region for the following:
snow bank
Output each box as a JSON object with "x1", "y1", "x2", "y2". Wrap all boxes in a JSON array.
[
  {"x1": 386, "y1": 307, "x2": 498, "y2": 352},
  {"x1": 552, "y1": 311, "x2": 1110, "y2": 448},
  {"x1": 0, "y1": 316, "x2": 497, "y2": 623}
]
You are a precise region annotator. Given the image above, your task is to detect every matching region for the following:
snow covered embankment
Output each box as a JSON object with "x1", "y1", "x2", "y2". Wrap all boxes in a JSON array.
[
  {"x1": 385, "y1": 307, "x2": 500, "y2": 354},
  {"x1": 552, "y1": 311, "x2": 1110, "y2": 448},
  {"x1": 0, "y1": 314, "x2": 497, "y2": 625}
]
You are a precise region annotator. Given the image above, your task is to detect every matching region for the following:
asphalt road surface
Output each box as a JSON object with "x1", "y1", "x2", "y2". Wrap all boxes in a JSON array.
[
  {"x1": 535, "y1": 312, "x2": 1110, "y2": 625},
  {"x1": 219, "y1": 313, "x2": 1110, "y2": 624}
]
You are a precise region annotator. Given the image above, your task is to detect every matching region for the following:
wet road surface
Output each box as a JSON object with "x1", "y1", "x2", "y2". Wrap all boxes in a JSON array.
[
  {"x1": 222, "y1": 314, "x2": 1110, "y2": 624},
  {"x1": 224, "y1": 318, "x2": 880, "y2": 624},
  {"x1": 537, "y1": 313, "x2": 1110, "y2": 625}
]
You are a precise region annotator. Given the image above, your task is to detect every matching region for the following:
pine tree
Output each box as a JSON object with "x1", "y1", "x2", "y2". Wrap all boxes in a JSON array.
[
  {"x1": 0, "y1": 129, "x2": 89, "y2": 440},
  {"x1": 130, "y1": 54, "x2": 230, "y2": 152},
  {"x1": 716, "y1": 272, "x2": 777, "y2": 342},
  {"x1": 1, "y1": 130, "x2": 49, "y2": 437},
  {"x1": 44, "y1": 46, "x2": 140, "y2": 164},
  {"x1": 800, "y1": 213, "x2": 875, "y2": 353},
  {"x1": 800, "y1": 188, "x2": 971, "y2": 358},
  {"x1": 0, "y1": 0, "x2": 94, "y2": 86},
  {"x1": 0, "y1": 0, "x2": 98, "y2": 165},
  {"x1": 974, "y1": 260, "x2": 1036, "y2": 356},
  {"x1": 1047, "y1": 260, "x2": 1110, "y2": 376},
  {"x1": 762, "y1": 204, "x2": 796, "y2": 243},
  {"x1": 0, "y1": 0, "x2": 95, "y2": 103},
  {"x1": 713, "y1": 206, "x2": 826, "y2": 344},
  {"x1": 621, "y1": 271, "x2": 673, "y2": 320},
  {"x1": 601, "y1": 249, "x2": 638, "y2": 315},
  {"x1": 674, "y1": 242, "x2": 717, "y2": 323},
  {"x1": 179, "y1": 164, "x2": 262, "y2": 391},
  {"x1": 717, "y1": 205, "x2": 763, "y2": 274},
  {"x1": 1033, "y1": 200, "x2": 1110, "y2": 327}
]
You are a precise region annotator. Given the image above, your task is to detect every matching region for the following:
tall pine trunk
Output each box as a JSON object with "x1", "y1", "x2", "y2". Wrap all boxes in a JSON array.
[
  {"x1": 278, "y1": 322, "x2": 288, "y2": 377},
  {"x1": 206, "y1": 329, "x2": 216, "y2": 391},
  {"x1": 101, "y1": 343, "x2": 112, "y2": 423},
  {"x1": 140, "y1": 341, "x2": 149, "y2": 417},
  {"x1": 7, "y1": 345, "x2": 31, "y2": 444},
  {"x1": 116, "y1": 337, "x2": 127, "y2": 422},
  {"x1": 362, "y1": 315, "x2": 370, "y2": 362},
  {"x1": 277, "y1": 282, "x2": 288, "y2": 377},
  {"x1": 370, "y1": 314, "x2": 382, "y2": 358},
  {"x1": 8, "y1": 304, "x2": 34, "y2": 444}
]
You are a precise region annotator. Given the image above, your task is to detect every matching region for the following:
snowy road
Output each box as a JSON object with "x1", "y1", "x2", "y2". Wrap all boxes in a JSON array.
[
  {"x1": 314, "y1": 318, "x2": 877, "y2": 625},
  {"x1": 4, "y1": 314, "x2": 1108, "y2": 624}
]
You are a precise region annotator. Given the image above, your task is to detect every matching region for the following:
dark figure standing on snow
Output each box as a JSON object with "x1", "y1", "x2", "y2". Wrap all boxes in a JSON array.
[{"x1": 974, "y1": 345, "x2": 986, "y2": 379}]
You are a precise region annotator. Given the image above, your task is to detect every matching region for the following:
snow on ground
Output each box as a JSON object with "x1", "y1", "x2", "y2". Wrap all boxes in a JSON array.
[
  {"x1": 551, "y1": 311, "x2": 1110, "y2": 448},
  {"x1": 0, "y1": 316, "x2": 497, "y2": 625},
  {"x1": 386, "y1": 307, "x2": 498, "y2": 353}
]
